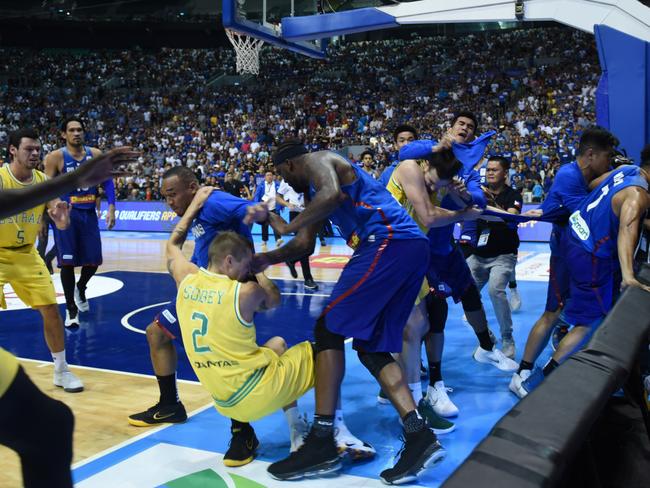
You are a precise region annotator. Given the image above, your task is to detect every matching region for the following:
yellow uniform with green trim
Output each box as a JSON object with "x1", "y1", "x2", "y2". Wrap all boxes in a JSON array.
[
  {"x1": 0, "y1": 347, "x2": 19, "y2": 398},
  {"x1": 385, "y1": 166, "x2": 447, "y2": 304},
  {"x1": 176, "y1": 268, "x2": 314, "y2": 422},
  {"x1": 0, "y1": 166, "x2": 56, "y2": 309}
]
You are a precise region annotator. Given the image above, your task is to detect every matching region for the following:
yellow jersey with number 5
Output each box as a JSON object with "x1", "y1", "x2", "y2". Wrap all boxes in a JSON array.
[
  {"x1": 0, "y1": 165, "x2": 48, "y2": 249},
  {"x1": 175, "y1": 268, "x2": 275, "y2": 409}
]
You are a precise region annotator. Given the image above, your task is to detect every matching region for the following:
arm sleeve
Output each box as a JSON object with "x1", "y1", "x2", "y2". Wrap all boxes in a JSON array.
[
  {"x1": 102, "y1": 178, "x2": 116, "y2": 206},
  {"x1": 398, "y1": 140, "x2": 436, "y2": 161}
]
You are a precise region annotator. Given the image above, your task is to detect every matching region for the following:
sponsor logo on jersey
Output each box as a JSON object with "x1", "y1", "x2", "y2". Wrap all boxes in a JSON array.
[{"x1": 569, "y1": 211, "x2": 590, "y2": 241}]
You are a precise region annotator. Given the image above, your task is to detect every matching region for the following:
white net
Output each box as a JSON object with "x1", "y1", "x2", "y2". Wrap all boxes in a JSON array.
[{"x1": 225, "y1": 29, "x2": 265, "y2": 75}]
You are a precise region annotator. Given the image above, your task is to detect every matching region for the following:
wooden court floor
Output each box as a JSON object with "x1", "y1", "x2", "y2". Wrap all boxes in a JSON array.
[{"x1": 0, "y1": 235, "x2": 346, "y2": 487}]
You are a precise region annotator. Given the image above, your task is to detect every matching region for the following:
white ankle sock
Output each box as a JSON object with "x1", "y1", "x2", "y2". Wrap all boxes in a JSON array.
[
  {"x1": 284, "y1": 406, "x2": 300, "y2": 429},
  {"x1": 409, "y1": 382, "x2": 422, "y2": 403},
  {"x1": 52, "y1": 350, "x2": 67, "y2": 372}
]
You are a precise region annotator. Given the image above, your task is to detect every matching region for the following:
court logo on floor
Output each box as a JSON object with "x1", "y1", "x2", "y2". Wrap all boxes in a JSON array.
[
  {"x1": 1, "y1": 274, "x2": 123, "y2": 312},
  {"x1": 309, "y1": 254, "x2": 350, "y2": 269},
  {"x1": 76, "y1": 443, "x2": 386, "y2": 487}
]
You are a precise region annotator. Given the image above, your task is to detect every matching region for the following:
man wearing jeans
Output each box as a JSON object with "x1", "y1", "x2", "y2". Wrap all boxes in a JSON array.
[{"x1": 467, "y1": 156, "x2": 522, "y2": 359}]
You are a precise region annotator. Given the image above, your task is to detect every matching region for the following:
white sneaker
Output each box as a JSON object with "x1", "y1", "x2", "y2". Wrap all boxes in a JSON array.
[
  {"x1": 53, "y1": 369, "x2": 84, "y2": 393},
  {"x1": 289, "y1": 415, "x2": 309, "y2": 453},
  {"x1": 509, "y1": 287, "x2": 522, "y2": 312},
  {"x1": 473, "y1": 346, "x2": 518, "y2": 372},
  {"x1": 334, "y1": 420, "x2": 376, "y2": 460},
  {"x1": 502, "y1": 338, "x2": 516, "y2": 360},
  {"x1": 509, "y1": 369, "x2": 532, "y2": 399},
  {"x1": 276, "y1": 238, "x2": 285, "y2": 247},
  {"x1": 74, "y1": 287, "x2": 89, "y2": 313},
  {"x1": 427, "y1": 381, "x2": 459, "y2": 418},
  {"x1": 65, "y1": 309, "x2": 80, "y2": 328}
]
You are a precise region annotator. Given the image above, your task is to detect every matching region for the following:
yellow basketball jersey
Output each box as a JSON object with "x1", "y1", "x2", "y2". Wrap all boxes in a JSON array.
[
  {"x1": 385, "y1": 163, "x2": 445, "y2": 233},
  {"x1": 0, "y1": 347, "x2": 19, "y2": 398},
  {"x1": 0, "y1": 165, "x2": 48, "y2": 249},
  {"x1": 176, "y1": 268, "x2": 275, "y2": 408}
]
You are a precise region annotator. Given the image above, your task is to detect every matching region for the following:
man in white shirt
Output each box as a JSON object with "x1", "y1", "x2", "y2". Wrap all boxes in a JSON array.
[
  {"x1": 276, "y1": 178, "x2": 318, "y2": 290},
  {"x1": 253, "y1": 171, "x2": 284, "y2": 248}
]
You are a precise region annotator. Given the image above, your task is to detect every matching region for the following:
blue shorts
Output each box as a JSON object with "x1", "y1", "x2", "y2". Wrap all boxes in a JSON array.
[
  {"x1": 562, "y1": 240, "x2": 620, "y2": 327},
  {"x1": 321, "y1": 238, "x2": 429, "y2": 353},
  {"x1": 154, "y1": 301, "x2": 179, "y2": 339},
  {"x1": 426, "y1": 245, "x2": 475, "y2": 303},
  {"x1": 54, "y1": 207, "x2": 103, "y2": 267},
  {"x1": 545, "y1": 253, "x2": 570, "y2": 312}
]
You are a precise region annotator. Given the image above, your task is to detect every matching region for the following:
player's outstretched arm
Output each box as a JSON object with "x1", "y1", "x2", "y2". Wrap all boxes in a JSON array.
[
  {"x1": 237, "y1": 275, "x2": 281, "y2": 323},
  {"x1": 0, "y1": 147, "x2": 137, "y2": 219},
  {"x1": 165, "y1": 187, "x2": 214, "y2": 285},
  {"x1": 616, "y1": 188, "x2": 650, "y2": 292}
]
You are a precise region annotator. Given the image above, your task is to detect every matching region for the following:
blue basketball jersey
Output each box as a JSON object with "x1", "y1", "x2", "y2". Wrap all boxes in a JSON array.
[
  {"x1": 190, "y1": 191, "x2": 254, "y2": 267},
  {"x1": 539, "y1": 161, "x2": 589, "y2": 253},
  {"x1": 568, "y1": 165, "x2": 648, "y2": 258},
  {"x1": 311, "y1": 164, "x2": 424, "y2": 249},
  {"x1": 61, "y1": 147, "x2": 98, "y2": 209}
]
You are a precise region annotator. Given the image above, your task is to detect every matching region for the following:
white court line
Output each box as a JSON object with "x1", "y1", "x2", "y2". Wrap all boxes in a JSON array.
[
  {"x1": 16, "y1": 357, "x2": 201, "y2": 385},
  {"x1": 281, "y1": 292, "x2": 329, "y2": 297},
  {"x1": 71, "y1": 402, "x2": 214, "y2": 470},
  {"x1": 120, "y1": 301, "x2": 171, "y2": 335}
]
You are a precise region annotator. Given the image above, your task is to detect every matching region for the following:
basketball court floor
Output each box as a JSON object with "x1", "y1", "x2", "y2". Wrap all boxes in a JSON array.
[{"x1": 0, "y1": 232, "x2": 554, "y2": 487}]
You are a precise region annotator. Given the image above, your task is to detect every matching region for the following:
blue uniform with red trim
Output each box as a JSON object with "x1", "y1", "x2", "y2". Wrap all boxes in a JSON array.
[
  {"x1": 538, "y1": 161, "x2": 589, "y2": 311},
  {"x1": 156, "y1": 191, "x2": 254, "y2": 336},
  {"x1": 54, "y1": 147, "x2": 103, "y2": 267},
  {"x1": 563, "y1": 165, "x2": 648, "y2": 326},
  {"x1": 316, "y1": 164, "x2": 428, "y2": 353}
]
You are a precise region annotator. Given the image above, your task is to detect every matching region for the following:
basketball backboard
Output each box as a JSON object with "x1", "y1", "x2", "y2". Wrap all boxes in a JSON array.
[{"x1": 222, "y1": 0, "x2": 327, "y2": 58}]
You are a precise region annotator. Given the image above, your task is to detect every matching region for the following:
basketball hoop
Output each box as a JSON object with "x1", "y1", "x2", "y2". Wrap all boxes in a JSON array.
[{"x1": 225, "y1": 29, "x2": 264, "y2": 75}]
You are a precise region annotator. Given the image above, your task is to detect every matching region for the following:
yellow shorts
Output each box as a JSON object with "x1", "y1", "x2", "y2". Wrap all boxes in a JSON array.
[
  {"x1": 215, "y1": 341, "x2": 315, "y2": 423},
  {"x1": 0, "y1": 247, "x2": 57, "y2": 309},
  {"x1": 414, "y1": 278, "x2": 430, "y2": 306},
  {"x1": 0, "y1": 347, "x2": 19, "y2": 398}
]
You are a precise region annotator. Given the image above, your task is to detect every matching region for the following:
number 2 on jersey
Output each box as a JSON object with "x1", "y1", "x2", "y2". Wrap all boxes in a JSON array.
[{"x1": 191, "y1": 311, "x2": 211, "y2": 354}]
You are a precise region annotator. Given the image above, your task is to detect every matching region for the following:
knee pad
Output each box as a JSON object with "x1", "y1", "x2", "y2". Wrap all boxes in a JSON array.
[
  {"x1": 357, "y1": 351, "x2": 395, "y2": 379},
  {"x1": 461, "y1": 284, "x2": 482, "y2": 312},
  {"x1": 426, "y1": 294, "x2": 448, "y2": 333},
  {"x1": 313, "y1": 317, "x2": 344, "y2": 354}
]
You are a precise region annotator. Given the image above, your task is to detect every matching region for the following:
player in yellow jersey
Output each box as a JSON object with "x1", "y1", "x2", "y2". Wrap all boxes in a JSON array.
[
  {"x1": 0, "y1": 128, "x2": 84, "y2": 392},
  {"x1": 0, "y1": 145, "x2": 138, "y2": 488},
  {"x1": 164, "y1": 187, "x2": 318, "y2": 467},
  {"x1": 384, "y1": 144, "x2": 478, "y2": 432}
]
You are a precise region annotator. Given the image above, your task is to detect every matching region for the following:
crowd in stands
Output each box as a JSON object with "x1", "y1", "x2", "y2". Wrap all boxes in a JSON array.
[{"x1": 0, "y1": 25, "x2": 598, "y2": 202}]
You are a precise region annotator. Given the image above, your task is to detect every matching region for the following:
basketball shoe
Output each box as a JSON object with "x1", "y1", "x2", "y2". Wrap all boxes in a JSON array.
[
  {"x1": 64, "y1": 309, "x2": 80, "y2": 328},
  {"x1": 334, "y1": 419, "x2": 376, "y2": 460},
  {"x1": 267, "y1": 431, "x2": 342, "y2": 480},
  {"x1": 224, "y1": 423, "x2": 259, "y2": 467},
  {"x1": 473, "y1": 346, "x2": 518, "y2": 372},
  {"x1": 75, "y1": 286, "x2": 90, "y2": 312},
  {"x1": 379, "y1": 428, "x2": 446, "y2": 485},
  {"x1": 53, "y1": 369, "x2": 84, "y2": 393},
  {"x1": 128, "y1": 402, "x2": 187, "y2": 426},
  {"x1": 417, "y1": 398, "x2": 455, "y2": 434},
  {"x1": 426, "y1": 381, "x2": 459, "y2": 418}
]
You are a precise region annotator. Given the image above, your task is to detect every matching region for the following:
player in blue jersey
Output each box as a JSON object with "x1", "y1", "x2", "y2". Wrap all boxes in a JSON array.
[
  {"x1": 398, "y1": 112, "x2": 517, "y2": 390},
  {"x1": 128, "y1": 167, "x2": 373, "y2": 467},
  {"x1": 245, "y1": 140, "x2": 445, "y2": 485},
  {"x1": 510, "y1": 127, "x2": 620, "y2": 398},
  {"x1": 44, "y1": 117, "x2": 117, "y2": 327},
  {"x1": 377, "y1": 124, "x2": 418, "y2": 187},
  {"x1": 517, "y1": 163, "x2": 650, "y2": 396}
]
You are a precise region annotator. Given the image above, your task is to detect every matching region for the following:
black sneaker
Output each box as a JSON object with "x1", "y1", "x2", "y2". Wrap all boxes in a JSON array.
[
  {"x1": 224, "y1": 424, "x2": 259, "y2": 467},
  {"x1": 286, "y1": 261, "x2": 298, "y2": 279},
  {"x1": 379, "y1": 429, "x2": 446, "y2": 485},
  {"x1": 304, "y1": 278, "x2": 319, "y2": 291},
  {"x1": 267, "y1": 431, "x2": 341, "y2": 480},
  {"x1": 128, "y1": 402, "x2": 187, "y2": 427}
]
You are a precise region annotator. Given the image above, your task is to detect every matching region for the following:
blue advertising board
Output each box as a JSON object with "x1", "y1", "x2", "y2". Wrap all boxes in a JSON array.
[{"x1": 99, "y1": 202, "x2": 552, "y2": 242}]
